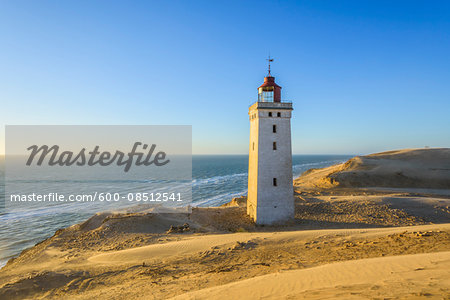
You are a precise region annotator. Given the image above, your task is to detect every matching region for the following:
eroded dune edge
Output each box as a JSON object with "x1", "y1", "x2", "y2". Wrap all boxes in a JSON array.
[{"x1": 1, "y1": 148, "x2": 449, "y2": 299}]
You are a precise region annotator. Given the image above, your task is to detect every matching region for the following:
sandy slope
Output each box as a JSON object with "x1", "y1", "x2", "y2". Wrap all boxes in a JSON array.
[
  {"x1": 295, "y1": 148, "x2": 450, "y2": 190},
  {"x1": 1, "y1": 223, "x2": 449, "y2": 299},
  {"x1": 88, "y1": 224, "x2": 450, "y2": 266},
  {"x1": 172, "y1": 251, "x2": 450, "y2": 300}
]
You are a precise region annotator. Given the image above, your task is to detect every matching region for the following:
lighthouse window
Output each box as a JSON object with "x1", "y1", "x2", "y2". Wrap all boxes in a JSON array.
[
  {"x1": 277, "y1": 112, "x2": 281, "y2": 117},
  {"x1": 273, "y1": 125, "x2": 276, "y2": 133},
  {"x1": 268, "y1": 112, "x2": 272, "y2": 117},
  {"x1": 253, "y1": 142, "x2": 255, "y2": 150},
  {"x1": 273, "y1": 142, "x2": 277, "y2": 150},
  {"x1": 273, "y1": 178, "x2": 277, "y2": 186}
]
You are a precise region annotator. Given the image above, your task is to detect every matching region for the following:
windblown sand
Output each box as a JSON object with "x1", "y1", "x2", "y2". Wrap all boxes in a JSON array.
[{"x1": 1, "y1": 148, "x2": 449, "y2": 299}]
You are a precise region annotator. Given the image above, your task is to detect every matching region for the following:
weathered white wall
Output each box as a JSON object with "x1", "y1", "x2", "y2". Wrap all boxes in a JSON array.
[
  {"x1": 247, "y1": 102, "x2": 294, "y2": 224},
  {"x1": 247, "y1": 107, "x2": 259, "y2": 219}
]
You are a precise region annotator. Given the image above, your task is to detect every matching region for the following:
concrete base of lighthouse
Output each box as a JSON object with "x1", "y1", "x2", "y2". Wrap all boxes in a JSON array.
[{"x1": 247, "y1": 194, "x2": 295, "y2": 225}]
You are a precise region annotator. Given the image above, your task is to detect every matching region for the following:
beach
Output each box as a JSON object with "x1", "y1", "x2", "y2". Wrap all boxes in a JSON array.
[{"x1": 1, "y1": 148, "x2": 449, "y2": 299}]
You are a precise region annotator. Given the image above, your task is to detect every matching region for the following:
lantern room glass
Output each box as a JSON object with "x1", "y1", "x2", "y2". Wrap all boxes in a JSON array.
[{"x1": 258, "y1": 90, "x2": 274, "y2": 102}]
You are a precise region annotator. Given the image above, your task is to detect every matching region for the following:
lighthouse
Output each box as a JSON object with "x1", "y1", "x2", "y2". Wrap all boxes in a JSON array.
[{"x1": 247, "y1": 58, "x2": 294, "y2": 224}]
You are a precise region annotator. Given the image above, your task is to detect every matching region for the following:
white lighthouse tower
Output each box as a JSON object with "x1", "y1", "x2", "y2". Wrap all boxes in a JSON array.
[{"x1": 247, "y1": 58, "x2": 294, "y2": 225}]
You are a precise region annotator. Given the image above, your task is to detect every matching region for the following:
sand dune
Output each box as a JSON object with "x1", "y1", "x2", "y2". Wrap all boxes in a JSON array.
[
  {"x1": 88, "y1": 232, "x2": 265, "y2": 265},
  {"x1": 1, "y1": 223, "x2": 449, "y2": 299},
  {"x1": 295, "y1": 148, "x2": 450, "y2": 190},
  {"x1": 89, "y1": 224, "x2": 450, "y2": 266},
  {"x1": 172, "y1": 251, "x2": 450, "y2": 300}
]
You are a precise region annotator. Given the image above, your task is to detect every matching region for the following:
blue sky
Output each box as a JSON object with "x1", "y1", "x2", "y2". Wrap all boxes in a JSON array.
[{"x1": 1, "y1": 0, "x2": 449, "y2": 155}]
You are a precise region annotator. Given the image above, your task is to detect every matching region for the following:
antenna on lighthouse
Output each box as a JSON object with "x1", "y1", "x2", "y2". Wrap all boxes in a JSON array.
[{"x1": 266, "y1": 55, "x2": 274, "y2": 76}]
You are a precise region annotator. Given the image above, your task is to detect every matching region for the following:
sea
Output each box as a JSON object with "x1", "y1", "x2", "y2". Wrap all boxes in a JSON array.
[{"x1": 0, "y1": 154, "x2": 351, "y2": 268}]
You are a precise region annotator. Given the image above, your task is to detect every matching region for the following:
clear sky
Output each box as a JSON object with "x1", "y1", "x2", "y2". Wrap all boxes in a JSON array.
[{"x1": 1, "y1": 0, "x2": 449, "y2": 155}]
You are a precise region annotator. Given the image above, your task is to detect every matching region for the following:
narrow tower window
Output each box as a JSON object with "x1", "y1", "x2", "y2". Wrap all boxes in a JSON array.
[
  {"x1": 273, "y1": 124, "x2": 276, "y2": 133},
  {"x1": 253, "y1": 142, "x2": 255, "y2": 151},
  {"x1": 268, "y1": 112, "x2": 272, "y2": 117},
  {"x1": 277, "y1": 112, "x2": 281, "y2": 117},
  {"x1": 273, "y1": 178, "x2": 277, "y2": 186},
  {"x1": 273, "y1": 142, "x2": 277, "y2": 150}
]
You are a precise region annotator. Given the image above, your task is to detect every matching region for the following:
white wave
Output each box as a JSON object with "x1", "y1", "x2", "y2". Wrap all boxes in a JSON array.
[
  {"x1": 192, "y1": 172, "x2": 247, "y2": 187},
  {"x1": 193, "y1": 190, "x2": 247, "y2": 207}
]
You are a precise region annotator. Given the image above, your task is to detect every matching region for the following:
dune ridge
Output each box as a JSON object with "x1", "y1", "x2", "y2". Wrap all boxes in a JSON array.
[
  {"x1": 295, "y1": 148, "x2": 450, "y2": 190},
  {"x1": 172, "y1": 251, "x2": 450, "y2": 300}
]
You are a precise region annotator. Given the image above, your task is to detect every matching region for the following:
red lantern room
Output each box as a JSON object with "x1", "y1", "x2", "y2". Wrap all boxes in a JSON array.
[{"x1": 258, "y1": 56, "x2": 281, "y2": 102}]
